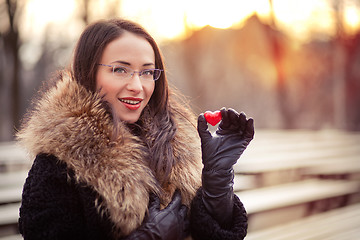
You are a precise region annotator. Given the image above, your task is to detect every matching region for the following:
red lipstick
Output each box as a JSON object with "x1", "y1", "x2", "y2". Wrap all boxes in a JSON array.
[{"x1": 119, "y1": 97, "x2": 143, "y2": 110}]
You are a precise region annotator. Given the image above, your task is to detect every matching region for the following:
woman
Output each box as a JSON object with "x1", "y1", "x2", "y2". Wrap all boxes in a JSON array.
[{"x1": 17, "y1": 18, "x2": 254, "y2": 240}]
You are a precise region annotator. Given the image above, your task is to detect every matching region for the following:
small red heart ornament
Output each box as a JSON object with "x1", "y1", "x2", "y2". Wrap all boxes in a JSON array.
[{"x1": 204, "y1": 110, "x2": 222, "y2": 126}]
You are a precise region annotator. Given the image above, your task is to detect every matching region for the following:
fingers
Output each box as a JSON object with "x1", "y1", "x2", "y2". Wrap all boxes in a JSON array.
[
  {"x1": 219, "y1": 108, "x2": 251, "y2": 135},
  {"x1": 204, "y1": 108, "x2": 254, "y2": 140},
  {"x1": 178, "y1": 204, "x2": 188, "y2": 219},
  {"x1": 220, "y1": 108, "x2": 240, "y2": 129},
  {"x1": 238, "y1": 112, "x2": 247, "y2": 131},
  {"x1": 179, "y1": 204, "x2": 189, "y2": 237},
  {"x1": 165, "y1": 190, "x2": 182, "y2": 211},
  {"x1": 148, "y1": 193, "x2": 160, "y2": 211},
  {"x1": 219, "y1": 107, "x2": 230, "y2": 129},
  {"x1": 170, "y1": 191, "x2": 188, "y2": 221},
  {"x1": 244, "y1": 118, "x2": 255, "y2": 141},
  {"x1": 182, "y1": 212, "x2": 190, "y2": 239},
  {"x1": 197, "y1": 114, "x2": 212, "y2": 142}
]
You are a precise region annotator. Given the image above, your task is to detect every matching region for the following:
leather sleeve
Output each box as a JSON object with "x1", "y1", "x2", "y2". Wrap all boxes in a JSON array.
[{"x1": 189, "y1": 187, "x2": 248, "y2": 240}]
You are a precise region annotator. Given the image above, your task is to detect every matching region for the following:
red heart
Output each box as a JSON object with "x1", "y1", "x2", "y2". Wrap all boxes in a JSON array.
[{"x1": 204, "y1": 111, "x2": 222, "y2": 126}]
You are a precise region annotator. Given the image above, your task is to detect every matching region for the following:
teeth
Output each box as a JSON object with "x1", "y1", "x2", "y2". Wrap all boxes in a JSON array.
[{"x1": 120, "y1": 99, "x2": 141, "y2": 105}]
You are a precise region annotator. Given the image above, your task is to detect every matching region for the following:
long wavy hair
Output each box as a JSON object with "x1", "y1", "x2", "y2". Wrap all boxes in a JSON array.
[{"x1": 72, "y1": 18, "x2": 177, "y2": 185}]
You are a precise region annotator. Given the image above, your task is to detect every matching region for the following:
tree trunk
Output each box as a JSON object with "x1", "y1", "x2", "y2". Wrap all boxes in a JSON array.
[
  {"x1": 332, "y1": 0, "x2": 347, "y2": 129},
  {"x1": 5, "y1": 0, "x2": 21, "y2": 133},
  {"x1": 268, "y1": 0, "x2": 294, "y2": 128}
]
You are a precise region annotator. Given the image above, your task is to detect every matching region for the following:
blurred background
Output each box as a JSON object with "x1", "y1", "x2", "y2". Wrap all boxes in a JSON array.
[{"x1": 0, "y1": 0, "x2": 360, "y2": 239}]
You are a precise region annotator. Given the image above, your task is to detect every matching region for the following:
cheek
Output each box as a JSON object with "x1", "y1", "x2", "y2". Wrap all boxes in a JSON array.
[
  {"x1": 96, "y1": 71, "x2": 112, "y2": 95},
  {"x1": 95, "y1": 71, "x2": 104, "y2": 91},
  {"x1": 146, "y1": 82, "x2": 156, "y2": 99}
]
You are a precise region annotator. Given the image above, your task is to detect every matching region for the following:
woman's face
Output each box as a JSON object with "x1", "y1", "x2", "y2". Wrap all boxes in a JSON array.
[{"x1": 96, "y1": 31, "x2": 156, "y2": 123}]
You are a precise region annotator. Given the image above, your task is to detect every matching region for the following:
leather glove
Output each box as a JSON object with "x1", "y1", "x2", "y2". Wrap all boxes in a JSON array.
[
  {"x1": 125, "y1": 191, "x2": 189, "y2": 240},
  {"x1": 197, "y1": 108, "x2": 254, "y2": 228}
]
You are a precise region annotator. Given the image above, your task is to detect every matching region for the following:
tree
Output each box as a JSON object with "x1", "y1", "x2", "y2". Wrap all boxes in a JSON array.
[
  {"x1": 0, "y1": 0, "x2": 23, "y2": 138},
  {"x1": 331, "y1": 0, "x2": 347, "y2": 129},
  {"x1": 77, "y1": 0, "x2": 122, "y2": 25},
  {"x1": 267, "y1": 0, "x2": 295, "y2": 129}
]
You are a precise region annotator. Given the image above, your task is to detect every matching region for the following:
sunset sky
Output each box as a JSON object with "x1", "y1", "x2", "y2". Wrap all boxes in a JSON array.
[
  {"x1": 22, "y1": 0, "x2": 360, "y2": 43},
  {"x1": 19, "y1": 0, "x2": 360, "y2": 43}
]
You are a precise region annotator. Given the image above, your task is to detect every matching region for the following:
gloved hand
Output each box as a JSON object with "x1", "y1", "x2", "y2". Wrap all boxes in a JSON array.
[
  {"x1": 125, "y1": 191, "x2": 189, "y2": 240},
  {"x1": 197, "y1": 108, "x2": 254, "y2": 228}
]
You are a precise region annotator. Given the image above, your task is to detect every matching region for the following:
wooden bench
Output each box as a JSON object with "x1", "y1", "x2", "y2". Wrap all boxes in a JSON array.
[
  {"x1": 0, "y1": 203, "x2": 21, "y2": 239},
  {"x1": 0, "y1": 204, "x2": 21, "y2": 227},
  {"x1": 235, "y1": 179, "x2": 360, "y2": 231},
  {"x1": 0, "y1": 234, "x2": 22, "y2": 240},
  {"x1": 1, "y1": 131, "x2": 359, "y2": 238},
  {"x1": 233, "y1": 174, "x2": 258, "y2": 191},
  {"x1": 0, "y1": 168, "x2": 28, "y2": 232},
  {"x1": 245, "y1": 202, "x2": 360, "y2": 240},
  {"x1": 0, "y1": 187, "x2": 23, "y2": 205},
  {"x1": 0, "y1": 142, "x2": 29, "y2": 239},
  {"x1": 302, "y1": 156, "x2": 360, "y2": 180},
  {"x1": 0, "y1": 142, "x2": 29, "y2": 173},
  {"x1": 233, "y1": 130, "x2": 360, "y2": 188}
]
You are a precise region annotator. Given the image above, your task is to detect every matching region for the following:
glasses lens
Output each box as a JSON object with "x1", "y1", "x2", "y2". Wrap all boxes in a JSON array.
[
  {"x1": 153, "y1": 69, "x2": 161, "y2": 81},
  {"x1": 113, "y1": 66, "x2": 129, "y2": 79},
  {"x1": 110, "y1": 66, "x2": 162, "y2": 81},
  {"x1": 140, "y1": 69, "x2": 161, "y2": 81},
  {"x1": 140, "y1": 69, "x2": 154, "y2": 81}
]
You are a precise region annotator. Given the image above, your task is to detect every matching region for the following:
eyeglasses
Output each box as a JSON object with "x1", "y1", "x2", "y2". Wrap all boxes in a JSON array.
[{"x1": 97, "y1": 64, "x2": 163, "y2": 81}]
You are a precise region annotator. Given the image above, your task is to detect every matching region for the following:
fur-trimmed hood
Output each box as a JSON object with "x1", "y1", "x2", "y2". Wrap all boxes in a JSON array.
[{"x1": 17, "y1": 72, "x2": 202, "y2": 237}]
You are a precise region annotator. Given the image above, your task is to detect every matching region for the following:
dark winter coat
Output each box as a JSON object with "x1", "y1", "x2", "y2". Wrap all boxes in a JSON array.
[{"x1": 17, "y1": 73, "x2": 248, "y2": 239}]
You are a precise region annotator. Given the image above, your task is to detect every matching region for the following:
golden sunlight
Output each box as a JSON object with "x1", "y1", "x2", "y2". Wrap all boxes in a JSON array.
[
  {"x1": 344, "y1": 5, "x2": 360, "y2": 34},
  {"x1": 23, "y1": 0, "x2": 76, "y2": 38},
  {"x1": 23, "y1": 0, "x2": 360, "y2": 42},
  {"x1": 185, "y1": 0, "x2": 271, "y2": 29},
  {"x1": 121, "y1": 0, "x2": 360, "y2": 42},
  {"x1": 271, "y1": 0, "x2": 335, "y2": 41},
  {"x1": 121, "y1": 0, "x2": 273, "y2": 40}
]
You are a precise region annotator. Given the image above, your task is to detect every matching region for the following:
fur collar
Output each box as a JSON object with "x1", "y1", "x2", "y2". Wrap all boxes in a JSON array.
[{"x1": 17, "y1": 72, "x2": 202, "y2": 237}]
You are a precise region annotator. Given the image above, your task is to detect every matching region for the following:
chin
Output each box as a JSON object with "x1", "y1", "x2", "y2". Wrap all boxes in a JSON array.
[
  {"x1": 124, "y1": 119, "x2": 138, "y2": 124},
  {"x1": 119, "y1": 113, "x2": 141, "y2": 124}
]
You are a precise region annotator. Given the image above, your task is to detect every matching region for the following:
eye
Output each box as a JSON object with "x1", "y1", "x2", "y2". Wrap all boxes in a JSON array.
[
  {"x1": 113, "y1": 66, "x2": 127, "y2": 74},
  {"x1": 142, "y1": 69, "x2": 154, "y2": 76}
]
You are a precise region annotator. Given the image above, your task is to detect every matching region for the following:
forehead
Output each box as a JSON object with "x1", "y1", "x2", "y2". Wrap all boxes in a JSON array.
[{"x1": 100, "y1": 31, "x2": 155, "y2": 65}]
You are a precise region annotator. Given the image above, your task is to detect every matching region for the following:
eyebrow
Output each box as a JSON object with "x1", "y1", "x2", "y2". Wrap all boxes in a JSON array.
[{"x1": 111, "y1": 60, "x2": 155, "y2": 67}]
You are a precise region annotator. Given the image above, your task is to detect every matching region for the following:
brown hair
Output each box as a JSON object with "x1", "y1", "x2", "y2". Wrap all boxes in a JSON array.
[{"x1": 73, "y1": 18, "x2": 176, "y2": 185}]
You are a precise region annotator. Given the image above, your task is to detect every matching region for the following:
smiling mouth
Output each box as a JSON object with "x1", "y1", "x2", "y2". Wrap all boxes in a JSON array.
[{"x1": 119, "y1": 98, "x2": 142, "y2": 105}]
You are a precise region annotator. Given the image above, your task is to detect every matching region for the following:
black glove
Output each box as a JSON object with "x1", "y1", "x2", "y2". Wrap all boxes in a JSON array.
[
  {"x1": 125, "y1": 191, "x2": 189, "y2": 240},
  {"x1": 197, "y1": 108, "x2": 254, "y2": 228}
]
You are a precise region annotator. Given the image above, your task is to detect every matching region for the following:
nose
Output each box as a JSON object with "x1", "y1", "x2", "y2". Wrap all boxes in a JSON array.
[{"x1": 126, "y1": 73, "x2": 143, "y2": 93}]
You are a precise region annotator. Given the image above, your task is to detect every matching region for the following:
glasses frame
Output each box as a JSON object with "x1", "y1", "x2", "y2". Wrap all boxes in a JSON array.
[{"x1": 97, "y1": 63, "x2": 163, "y2": 81}]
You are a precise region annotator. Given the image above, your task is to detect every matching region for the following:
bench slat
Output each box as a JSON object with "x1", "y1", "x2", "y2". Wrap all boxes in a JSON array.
[
  {"x1": 0, "y1": 203, "x2": 20, "y2": 226},
  {"x1": 0, "y1": 171, "x2": 28, "y2": 188},
  {"x1": 236, "y1": 179, "x2": 360, "y2": 214},
  {"x1": 246, "y1": 203, "x2": 360, "y2": 240},
  {"x1": 0, "y1": 234, "x2": 23, "y2": 240},
  {"x1": 0, "y1": 187, "x2": 23, "y2": 205}
]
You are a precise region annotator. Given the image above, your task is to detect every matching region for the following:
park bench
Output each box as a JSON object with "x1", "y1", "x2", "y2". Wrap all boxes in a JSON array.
[
  {"x1": 0, "y1": 203, "x2": 21, "y2": 229},
  {"x1": 0, "y1": 142, "x2": 29, "y2": 173},
  {"x1": 0, "y1": 130, "x2": 359, "y2": 239},
  {"x1": 0, "y1": 199, "x2": 22, "y2": 238},
  {"x1": 0, "y1": 143, "x2": 28, "y2": 239},
  {"x1": 233, "y1": 129, "x2": 360, "y2": 188},
  {"x1": 0, "y1": 170, "x2": 27, "y2": 217},
  {"x1": 245, "y1": 202, "x2": 360, "y2": 240},
  {"x1": 235, "y1": 179, "x2": 360, "y2": 231},
  {"x1": 0, "y1": 233, "x2": 22, "y2": 240},
  {"x1": 302, "y1": 156, "x2": 360, "y2": 180},
  {"x1": 232, "y1": 130, "x2": 360, "y2": 232},
  {"x1": 0, "y1": 169, "x2": 27, "y2": 238}
]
